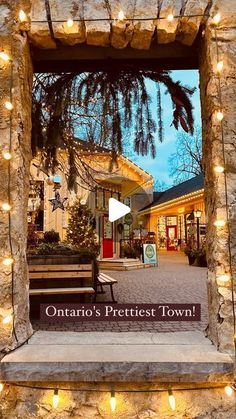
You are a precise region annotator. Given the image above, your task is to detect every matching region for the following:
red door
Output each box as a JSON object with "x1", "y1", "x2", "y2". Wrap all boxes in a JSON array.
[
  {"x1": 103, "y1": 215, "x2": 113, "y2": 258},
  {"x1": 166, "y1": 226, "x2": 177, "y2": 251}
]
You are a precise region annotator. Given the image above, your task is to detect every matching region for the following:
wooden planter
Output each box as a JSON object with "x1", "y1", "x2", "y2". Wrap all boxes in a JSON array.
[{"x1": 27, "y1": 254, "x2": 95, "y2": 319}]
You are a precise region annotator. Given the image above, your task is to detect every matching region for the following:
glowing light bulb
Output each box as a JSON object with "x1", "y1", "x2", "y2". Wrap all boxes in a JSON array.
[
  {"x1": 5, "y1": 101, "x2": 13, "y2": 111},
  {"x1": 214, "y1": 219, "x2": 226, "y2": 227},
  {"x1": 224, "y1": 385, "x2": 233, "y2": 397},
  {"x1": 168, "y1": 390, "x2": 176, "y2": 411},
  {"x1": 110, "y1": 390, "x2": 116, "y2": 412},
  {"x1": 216, "y1": 61, "x2": 224, "y2": 73},
  {"x1": 66, "y1": 18, "x2": 74, "y2": 28},
  {"x1": 0, "y1": 51, "x2": 10, "y2": 62},
  {"x1": 214, "y1": 165, "x2": 224, "y2": 173},
  {"x1": 19, "y1": 10, "x2": 27, "y2": 22},
  {"x1": 52, "y1": 389, "x2": 59, "y2": 408},
  {"x1": 216, "y1": 110, "x2": 224, "y2": 121},
  {"x1": 2, "y1": 257, "x2": 14, "y2": 266},
  {"x1": 0, "y1": 383, "x2": 4, "y2": 392},
  {"x1": 118, "y1": 10, "x2": 125, "y2": 21},
  {"x1": 218, "y1": 274, "x2": 230, "y2": 282},
  {"x1": 2, "y1": 151, "x2": 12, "y2": 160},
  {"x1": 1, "y1": 203, "x2": 11, "y2": 211},
  {"x1": 213, "y1": 13, "x2": 221, "y2": 25},
  {"x1": 167, "y1": 13, "x2": 174, "y2": 22},
  {"x1": 2, "y1": 314, "x2": 13, "y2": 325}
]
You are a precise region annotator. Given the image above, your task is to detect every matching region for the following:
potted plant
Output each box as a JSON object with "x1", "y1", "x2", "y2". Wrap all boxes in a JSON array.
[
  {"x1": 195, "y1": 241, "x2": 207, "y2": 267},
  {"x1": 184, "y1": 241, "x2": 197, "y2": 265}
]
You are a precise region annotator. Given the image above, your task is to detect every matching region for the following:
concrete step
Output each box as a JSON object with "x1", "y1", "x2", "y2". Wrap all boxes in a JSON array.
[
  {"x1": 0, "y1": 331, "x2": 233, "y2": 382},
  {"x1": 98, "y1": 259, "x2": 157, "y2": 271}
]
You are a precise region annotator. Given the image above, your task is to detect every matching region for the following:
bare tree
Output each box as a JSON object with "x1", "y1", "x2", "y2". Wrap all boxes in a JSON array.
[
  {"x1": 168, "y1": 125, "x2": 203, "y2": 185},
  {"x1": 154, "y1": 179, "x2": 170, "y2": 191}
]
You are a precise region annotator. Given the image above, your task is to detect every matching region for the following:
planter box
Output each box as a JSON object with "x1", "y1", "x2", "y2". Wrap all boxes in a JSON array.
[{"x1": 27, "y1": 254, "x2": 95, "y2": 319}]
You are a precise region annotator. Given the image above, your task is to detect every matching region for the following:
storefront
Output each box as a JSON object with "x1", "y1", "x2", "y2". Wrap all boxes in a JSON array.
[{"x1": 139, "y1": 174, "x2": 205, "y2": 251}]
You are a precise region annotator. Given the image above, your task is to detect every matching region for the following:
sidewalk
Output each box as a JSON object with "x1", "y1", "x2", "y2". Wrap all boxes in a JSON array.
[{"x1": 32, "y1": 252, "x2": 208, "y2": 333}]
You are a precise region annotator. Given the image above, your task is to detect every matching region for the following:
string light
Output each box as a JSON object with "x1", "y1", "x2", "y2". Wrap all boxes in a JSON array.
[
  {"x1": 110, "y1": 390, "x2": 116, "y2": 412},
  {"x1": 213, "y1": 12, "x2": 221, "y2": 25},
  {"x1": 2, "y1": 257, "x2": 14, "y2": 266},
  {"x1": 2, "y1": 314, "x2": 13, "y2": 325},
  {"x1": 168, "y1": 390, "x2": 176, "y2": 411},
  {"x1": 214, "y1": 21, "x2": 236, "y2": 357},
  {"x1": 5, "y1": 101, "x2": 13, "y2": 111},
  {"x1": 224, "y1": 385, "x2": 233, "y2": 397},
  {"x1": 216, "y1": 110, "x2": 224, "y2": 121},
  {"x1": 218, "y1": 274, "x2": 230, "y2": 283},
  {"x1": 118, "y1": 10, "x2": 125, "y2": 21},
  {"x1": 0, "y1": 383, "x2": 4, "y2": 392},
  {"x1": 216, "y1": 60, "x2": 224, "y2": 73},
  {"x1": 66, "y1": 18, "x2": 74, "y2": 28},
  {"x1": 214, "y1": 165, "x2": 224, "y2": 173},
  {"x1": 52, "y1": 389, "x2": 59, "y2": 408},
  {"x1": 1, "y1": 203, "x2": 12, "y2": 211},
  {"x1": 19, "y1": 10, "x2": 27, "y2": 22},
  {"x1": 167, "y1": 14, "x2": 174, "y2": 22},
  {"x1": 2, "y1": 151, "x2": 12, "y2": 160},
  {"x1": 0, "y1": 51, "x2": 10, "y2": 62},
  {"x1": 214, "y1": 219, "x2": 226, "y2": 227}
]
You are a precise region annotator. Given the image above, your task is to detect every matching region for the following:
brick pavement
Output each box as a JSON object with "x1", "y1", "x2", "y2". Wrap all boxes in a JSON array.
[{"x1": 32, "y1": 252, "x2": 208, "y2": 333}]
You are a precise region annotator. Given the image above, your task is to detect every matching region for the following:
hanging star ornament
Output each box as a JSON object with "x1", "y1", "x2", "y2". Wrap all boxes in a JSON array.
[{"x1": 49, "y1": 191, "x2": 68, "y2": 212}]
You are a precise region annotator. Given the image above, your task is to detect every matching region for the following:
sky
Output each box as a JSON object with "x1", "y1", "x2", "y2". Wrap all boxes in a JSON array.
[{"x1": 129, "y1": 70, "x2": 201, "y2": 187}]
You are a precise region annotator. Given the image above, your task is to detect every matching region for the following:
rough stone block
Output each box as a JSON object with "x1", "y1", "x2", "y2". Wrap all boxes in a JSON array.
[
  {"x1": 84, "y1": 0, "x2": 110, "y2": 46},
  {"x1": 176, "y1": 1, "x2": 209, "y2": 46},
  {"x1": 157, "y1": 0, "x2": 182, "y2": 44}
]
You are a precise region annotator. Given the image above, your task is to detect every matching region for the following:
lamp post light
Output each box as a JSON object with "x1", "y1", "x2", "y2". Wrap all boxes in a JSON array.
[
  {"x1": 138, "y1": 220, "x2": 143, "y2": 240},
  {"x1": 194, "y1": 209, "x2": 202, "y2": 249}
]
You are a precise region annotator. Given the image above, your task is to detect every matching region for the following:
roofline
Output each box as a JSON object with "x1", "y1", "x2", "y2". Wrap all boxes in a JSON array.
[
  {"x1": 58, "y1": 148, "x2": 153, "y2": 184},
  {"x1": 118, "y1": 155, "x2": 153, "y2": 182},
  {"x1": 139, "y1": 189, "x2": 204, "y2": 215}
]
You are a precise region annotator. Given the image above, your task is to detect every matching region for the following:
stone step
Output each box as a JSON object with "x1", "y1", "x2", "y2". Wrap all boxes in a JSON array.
[
  {"x1": 99, "y1": 259, "x2": 157, "y2": 271},
  {"x1": 0, "y1": 331, "x2": 233, "y2": 382}
]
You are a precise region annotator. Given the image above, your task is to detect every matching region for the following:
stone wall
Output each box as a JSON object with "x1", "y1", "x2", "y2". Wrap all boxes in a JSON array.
[
  {"x1": 29, "y1": 0, "x2": 210, "y2": 49},
  {"x1": 0, "y1": 1, "x2": 235, "y2": 418},
  {"x1": 199, "y1": 2, "x2": 236, "y2": 353},
  {"x1": 0, "y1": 382, "x2": 235, "y2": 418},
  {"x1": 0, "y1": 0, "x2": 33, "y2": 355}
]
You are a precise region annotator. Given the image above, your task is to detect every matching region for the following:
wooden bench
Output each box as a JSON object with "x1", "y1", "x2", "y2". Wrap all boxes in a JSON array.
[
  {"x1": 94, "y1": 272, "x2": 117, "y2": 303},
  {"x1": 29, "y1": 264, "x2": 95, "y2": 297}
]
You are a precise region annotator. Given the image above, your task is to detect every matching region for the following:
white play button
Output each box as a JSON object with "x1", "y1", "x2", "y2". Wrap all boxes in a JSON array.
[{"x1": 109, "y1": 198, "x2": 131, "y2": 222}]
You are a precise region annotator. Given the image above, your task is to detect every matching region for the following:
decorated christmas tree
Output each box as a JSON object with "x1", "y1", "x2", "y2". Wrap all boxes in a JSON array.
[{"x1": 66, "y1": 200, "x2": 100, "y2": 256}]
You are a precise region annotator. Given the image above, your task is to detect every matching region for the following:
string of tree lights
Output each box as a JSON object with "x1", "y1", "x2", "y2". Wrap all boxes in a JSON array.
[
  {"x1": 213, "y1": 17, "x2": 236, "y2": 359},
  {"x1": 0, "y1": 381, "x2": 235, "y2": 412},
  {"x1": 0, "y1": 5, "x2": 236, "y2": 413},
  {"x1": 0, "y1": 41, "x2": 18, "y2": 343}
]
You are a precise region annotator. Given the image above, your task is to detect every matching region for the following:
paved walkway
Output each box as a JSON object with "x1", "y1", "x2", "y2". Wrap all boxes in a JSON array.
[{"x1": 32, "y1": 252, "x2": 208, "y2": 333}]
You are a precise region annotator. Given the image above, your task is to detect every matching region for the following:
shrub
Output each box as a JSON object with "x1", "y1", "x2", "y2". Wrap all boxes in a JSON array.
[
  {"x1": 27, "y1": 224, "x2": 39, "y2": 248},
  {"x1": 43, "y1": 229, "x2": 60, "y2": 244}
]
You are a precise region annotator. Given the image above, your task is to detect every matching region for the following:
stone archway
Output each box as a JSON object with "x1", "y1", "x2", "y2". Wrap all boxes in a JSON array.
[{"x1": 0, "y1": 0, "x2": 235, "y2": 356}]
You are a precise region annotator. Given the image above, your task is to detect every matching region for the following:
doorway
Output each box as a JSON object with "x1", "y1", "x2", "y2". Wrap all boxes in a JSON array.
[
  {"x1": 166, "y1": 226, "x2": 177, "y2": 251},
  {"x1": 102, "y1": 215, "x2": 113, "y2": 258}
]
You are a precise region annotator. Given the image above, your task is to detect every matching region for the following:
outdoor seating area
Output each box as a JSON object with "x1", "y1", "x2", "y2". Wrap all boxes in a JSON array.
[{"x1": 32, "y1": 252, "x2": 208, "y2": 334}]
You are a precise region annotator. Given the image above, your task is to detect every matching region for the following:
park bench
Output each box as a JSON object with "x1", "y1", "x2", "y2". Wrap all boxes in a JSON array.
[
  {"x1": 94, "y1": 272, "x2": 117, "y2": 303},
  {"x1": 29, "y1": 263, "x2": 95, "y2": 297}
]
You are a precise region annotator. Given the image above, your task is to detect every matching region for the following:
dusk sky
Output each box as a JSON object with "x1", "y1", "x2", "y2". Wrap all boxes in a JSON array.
[{"x1": 128, "y1": 70, "x2": 201, "y2": 187}]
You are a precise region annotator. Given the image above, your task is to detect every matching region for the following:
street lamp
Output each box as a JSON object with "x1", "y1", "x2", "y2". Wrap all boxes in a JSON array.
[
  {"x1": 138, "y1": 220, "x2": 143, "y2": 240},
  {"x1": 194, "y1": 209, "x2": 202, "y2": 249}
]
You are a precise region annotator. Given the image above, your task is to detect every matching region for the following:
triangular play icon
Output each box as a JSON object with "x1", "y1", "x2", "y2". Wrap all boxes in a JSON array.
[{"x1": 109, "y1": 198, "x2": 131, "y2": 222}]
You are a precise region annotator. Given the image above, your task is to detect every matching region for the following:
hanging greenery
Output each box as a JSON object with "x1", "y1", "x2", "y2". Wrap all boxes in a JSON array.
[{"x1": 32, "y1": 66, "x2": 195, "y2": 190}]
